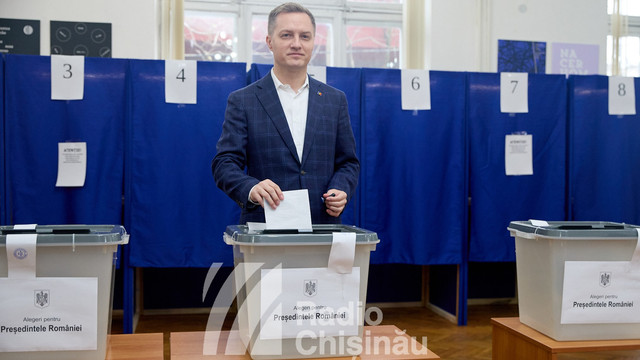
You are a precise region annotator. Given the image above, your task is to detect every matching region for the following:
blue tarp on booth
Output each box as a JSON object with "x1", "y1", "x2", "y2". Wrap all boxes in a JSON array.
[
  {"x1": 126, "y1": 60, "x2": 245, "y2": 267},
  {"x1": 569, "y1": 75, "x2": 640, "y2": 224},
  {"x1": 361, "y1": 69, "x2": 466, "y2": 265},
  {"x1": 4, "y1": 54, "x2": 126, "y2": 226},
  {"x1": 468, "y1": 72, "x2": 567, "y2": 262}
]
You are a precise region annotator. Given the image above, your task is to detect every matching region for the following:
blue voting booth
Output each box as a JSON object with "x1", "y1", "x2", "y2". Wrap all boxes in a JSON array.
[
  {"x1": 360, "y1": 69, "x2": 468, "y2": 324},
  {"x1": 468, "y1": 73, "x2": 567, "y2": 262},
  {"x1": 361, "y1": 69, "x2": 466, "y2": 266},
  {"x1": 569, "y1": 75, "x2": 640, "y2": 225},
  {"x1": 3, "y1": 55, "x2": 126, "y2": 226},
  {"x1": 125, "y1": 60, "x2": 244, "y2": 268}
]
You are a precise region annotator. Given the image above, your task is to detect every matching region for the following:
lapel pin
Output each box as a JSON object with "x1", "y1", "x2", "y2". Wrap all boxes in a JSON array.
[{"x1": 317, "y1": 91, "x2": 322, "y2": 96}]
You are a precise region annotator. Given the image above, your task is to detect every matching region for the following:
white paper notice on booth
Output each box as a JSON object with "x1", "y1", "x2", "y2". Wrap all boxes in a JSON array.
[
  {"x1": 56, "y1": 142, "x2": 87, "y2": 187},
  {"x1": 505, "y1": 134, "x2": 533, "y2": 176}
]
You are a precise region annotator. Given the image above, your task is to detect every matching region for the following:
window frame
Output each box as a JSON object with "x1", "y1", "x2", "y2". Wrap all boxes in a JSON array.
[
  {"x1": 607, "y1": 0, "x2": 640, "y2": 76},
  {"x1": 183, "y1": 0, "x2": 403, "y2": 68}
]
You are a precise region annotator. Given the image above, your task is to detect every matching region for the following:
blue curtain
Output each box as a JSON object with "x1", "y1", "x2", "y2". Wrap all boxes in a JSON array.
[
  {"x1": 4, "y1": 54, "x2": 126, "y2": 226},
  {"x1": 361, "y1": 69, "x2": 466, "y2": 265},
  {"x1": 326, "y1": 67, "x2": 362, "y2": 226},
  {"x1": 468, "y1": 72, "x2": 567, "y2": 262},
  {"x1": 569, "y1": 75, "x2": 640, "y2": 224},
  {"x1": 125, "y1": 60, "x2": 245, "y2": 267}
]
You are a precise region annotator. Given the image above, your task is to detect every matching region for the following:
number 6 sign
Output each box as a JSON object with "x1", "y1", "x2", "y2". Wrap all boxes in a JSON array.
[
  {"x1": 51, "y1": 55, "x2": 85, "y2": 100},
  {"x1": 401, "y1": 69, "x2": 431, "y2": 111}
]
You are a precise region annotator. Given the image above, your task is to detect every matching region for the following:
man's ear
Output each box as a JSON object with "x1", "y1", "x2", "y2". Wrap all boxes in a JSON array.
[{"x1": 266, "y1": 35, "x2": 273, "y2": 51}]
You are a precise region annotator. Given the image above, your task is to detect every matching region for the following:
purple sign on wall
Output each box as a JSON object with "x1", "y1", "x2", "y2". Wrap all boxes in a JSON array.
[{"x1": 551, "y1": 43, "x2": 599, "y2": 75}]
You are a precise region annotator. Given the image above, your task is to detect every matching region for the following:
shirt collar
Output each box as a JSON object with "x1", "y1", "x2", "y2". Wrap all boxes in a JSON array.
[{"x1": 271, "y1": 68, "x2": 309, "y2": 93}]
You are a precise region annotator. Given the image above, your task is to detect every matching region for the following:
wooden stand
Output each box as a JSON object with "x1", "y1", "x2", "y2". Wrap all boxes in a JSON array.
[
  {"x1": 492, "y1": 317, "x2": 640, "y2": 360},
  {"x1": 105, "y1": 333, "x2": 164, "y2": 359},
  {"x1": 170, "y1": 325, "x2": 439, "y2": 359}
]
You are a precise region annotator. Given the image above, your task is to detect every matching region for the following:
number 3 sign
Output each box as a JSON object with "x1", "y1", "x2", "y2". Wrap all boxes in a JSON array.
[{"x1": 51, "y1": 55, "x2": 85, "y2": 100}]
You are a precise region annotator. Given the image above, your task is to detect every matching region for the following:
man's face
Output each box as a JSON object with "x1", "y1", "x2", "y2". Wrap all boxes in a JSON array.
[{"x1": 266, "y1": 12, "x2": 315, "y2": 72}]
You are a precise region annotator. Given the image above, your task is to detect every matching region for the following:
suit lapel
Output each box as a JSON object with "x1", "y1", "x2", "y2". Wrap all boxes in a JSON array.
[
  {"x1": 255, "y1": 75, "x2": 300, "y2": 163},
  {"x1": 302, "y1": 78, "x2": 322, "y2": 166}
]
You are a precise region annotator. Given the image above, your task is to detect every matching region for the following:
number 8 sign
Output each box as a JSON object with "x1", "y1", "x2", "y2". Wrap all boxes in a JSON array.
[{"x1": 608, "y1": 76, "x2": 636, "y2": 116}]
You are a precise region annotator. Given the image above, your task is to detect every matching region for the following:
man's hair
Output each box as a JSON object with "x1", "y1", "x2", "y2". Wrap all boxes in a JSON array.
[{"x1": 268, "y1": 2, "x2": 316, "y2": 36}]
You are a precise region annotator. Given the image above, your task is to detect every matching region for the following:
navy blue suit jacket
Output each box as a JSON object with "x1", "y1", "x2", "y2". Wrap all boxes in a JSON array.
[{"x1": 212, "y1": 73, "x2": 359, "y2": 224}]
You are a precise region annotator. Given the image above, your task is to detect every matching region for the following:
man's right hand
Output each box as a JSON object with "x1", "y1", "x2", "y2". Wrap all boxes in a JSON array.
[{"x1": 249, "y1": 179, "x2": 284, "y2": 209}]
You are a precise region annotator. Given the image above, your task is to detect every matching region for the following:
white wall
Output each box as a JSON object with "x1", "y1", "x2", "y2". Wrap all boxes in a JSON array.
[
  {"x1": 427, "y1": 0, "x2": 481, "y2": 72},
  {"x1": 0, "y1": 0, "x2": 160, "y2": 59},
  {"x1": 426, "y1": 0, "x2": 609, "y2": 74},
  {"x1": 1, "y1": 0, "x2": 609, "y2": 70}
]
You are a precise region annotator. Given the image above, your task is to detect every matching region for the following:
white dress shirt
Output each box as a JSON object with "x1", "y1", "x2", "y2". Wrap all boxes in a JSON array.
[{"x1": 271, "y1": 69, "x2": 309, "y2": 162}]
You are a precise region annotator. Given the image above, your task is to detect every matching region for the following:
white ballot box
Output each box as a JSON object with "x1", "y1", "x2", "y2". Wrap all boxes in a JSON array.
[
  {"x1": 222, "y1": 224, "x2": 379, "y2": 359},
  {"x1": 509, "y1": 221, "x2": 640, "y2": 341},
  {"x1": 0, "y1": 225, "x2": 128, "y2": 360}
]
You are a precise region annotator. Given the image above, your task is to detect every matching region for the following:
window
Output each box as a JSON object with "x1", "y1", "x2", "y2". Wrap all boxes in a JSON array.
[
  {"x1": 184, "y1": 0, "x2": 402, "y2": 68},
  {"x1": 608, "y1": 0, "x2": 640, "y2": 76},
  {"x1": 184, "y1": 11, "x2": 237, "y2": 62},
  {"x1": 346, "y1": 24, "x2": 400, "y2": 68}
]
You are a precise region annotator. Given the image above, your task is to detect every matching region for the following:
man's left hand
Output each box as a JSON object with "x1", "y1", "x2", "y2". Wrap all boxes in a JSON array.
[{"x1": 323, "y1": 189, "x2": 347, "y2": 217}]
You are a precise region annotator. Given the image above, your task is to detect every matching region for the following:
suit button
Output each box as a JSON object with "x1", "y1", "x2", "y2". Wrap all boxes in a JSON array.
[{"x1": 301, "y1": 170, "x2": 306, "y2": 175}]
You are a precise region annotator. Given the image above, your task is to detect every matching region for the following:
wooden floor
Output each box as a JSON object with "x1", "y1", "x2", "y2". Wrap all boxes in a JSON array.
[{"x1": 111, "y1": 304, "x2": 519, "y2": 360}]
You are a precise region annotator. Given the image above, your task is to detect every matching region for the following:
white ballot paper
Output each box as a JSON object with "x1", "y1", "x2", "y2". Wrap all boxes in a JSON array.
[
  {"x1": 505, "y1": 134, "x2": 533, "y2": 176},
  {"x1": 260, "y1": 267, "x2": 360, "y2": 339},
  {"x1": 56, "y1": 142, "x2": 87, "y2": 187},
  {"x1": 560, "y1": 229, "x2": 640, "y2": 324},
  {"x1": 264, "y1": 189, "x2": 312, "y2": 231}
]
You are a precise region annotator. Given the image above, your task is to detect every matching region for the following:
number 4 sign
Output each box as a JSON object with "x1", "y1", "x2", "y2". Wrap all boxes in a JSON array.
[
  {"x1": 51, "y1": 55, "x2": 84, "y2": 100},
  {"x1": 165, "y1": 60, "x2": 197, "y2": 104},
  {"x1": 401, "y1": 69, "x2": 431, "y2": 111},
  {"x1": 608, "y1": 76, "x2": 636, "y2": 115}
]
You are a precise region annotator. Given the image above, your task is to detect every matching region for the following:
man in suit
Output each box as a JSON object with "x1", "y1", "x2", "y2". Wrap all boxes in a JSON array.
[{"x1": 212, "y1": 2, "x2": 359, "y2": 225}]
